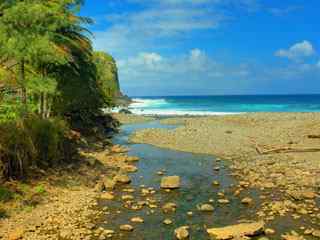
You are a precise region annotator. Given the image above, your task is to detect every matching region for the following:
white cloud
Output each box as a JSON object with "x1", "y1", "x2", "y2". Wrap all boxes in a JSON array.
[{"x1": 275, "y1": 41, "x2": 316, "y2": 61}]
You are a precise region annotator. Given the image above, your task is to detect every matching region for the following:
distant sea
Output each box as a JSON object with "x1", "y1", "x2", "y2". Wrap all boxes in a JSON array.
[{"x1": 127, "y1": 95, "x2": 320, "y2": 115}]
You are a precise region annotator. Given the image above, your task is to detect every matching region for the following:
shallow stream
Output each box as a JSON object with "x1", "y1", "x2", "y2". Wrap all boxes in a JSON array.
[{"x1": 98, "y1": 121, "x2": 318, "y2": 239}]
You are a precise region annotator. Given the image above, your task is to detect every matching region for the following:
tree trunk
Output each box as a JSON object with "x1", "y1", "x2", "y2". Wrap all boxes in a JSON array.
[
  {"x1": 19, "y1": 59, "x2": 27, "y2": 112},
  {"x1": 40, "y1": 92, "x2": 45, "y2": 119}
]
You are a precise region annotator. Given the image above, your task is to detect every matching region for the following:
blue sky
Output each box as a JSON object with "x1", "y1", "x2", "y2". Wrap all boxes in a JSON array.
[{"x1": 81, "y1": 0, "x2": 320, "y2": 96}]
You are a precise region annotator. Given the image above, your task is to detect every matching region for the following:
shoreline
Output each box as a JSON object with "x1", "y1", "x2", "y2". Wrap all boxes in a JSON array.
[{"x1": 129, "y1": 112, "x2": 320, "y2": 194}]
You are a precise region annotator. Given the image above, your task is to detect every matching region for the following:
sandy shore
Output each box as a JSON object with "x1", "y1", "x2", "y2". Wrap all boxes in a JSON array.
[
  {"x1": 112, "y1": 113, "x2": 156, "y2": 124},
  {"x1": 131, "y1": 113, "x2": 320, "y2": 195}
]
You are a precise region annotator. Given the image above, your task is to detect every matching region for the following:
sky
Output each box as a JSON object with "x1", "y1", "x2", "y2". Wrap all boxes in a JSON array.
[{"x1": 81, "y1": 0, "x2": 320, "y2": 96}]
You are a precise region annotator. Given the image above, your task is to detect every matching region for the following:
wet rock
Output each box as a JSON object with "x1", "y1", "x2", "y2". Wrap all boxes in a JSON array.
[
  {"x1": 265, "y1": 228, "x2": 275, "y2": 235},
  {"x1": 198, "y1": 203, "x2": 214, "y2": 212},
  {"x1": 122, "y1": 165, "x2": 138, "y2": 173},
  {"x1": 163, "y1": 218, "x2": 173, "y2": 225},
  {"x1": 175, "y1": 226, "x2": 189, "y2": 239},
  {"x1": 115, "y1": 174, "x2": 131, "y2": 184},
  {"x1": 120, "y1": 224, "x2": 134, "y2": 232},
  {"x1": 212, "y1": 181, "x2": 220, "y2": 186},
  {"x1": 218, "y1": 199, "x2": 230, "y2": 204},
  {"x1": 126, "y1": 156, "x2": 140, "y2": 162},
  {"x1": 241, "y1": 197, "x2": 253, "y2": 205},
  {"x1": 206, "y1": 221, "x2": 265, "y2": 240},
  {"x1": 162, "y1": 202, "x2": 177, "y2": 213},
  {"x1": 131, "y1": 217, "x2": 144, "y2": 223},
  {"x1": 187, "y1": 211, "x2": 193, "y2": 216},
  {"x1": 122, "y1": 195, "x2": 134, "y2": 201},
  {"x1": 111, "y1": 145, "x2": 129, "y2": 153},
  {"x1": 161, "y1": 176, "x2": 181, "y2": 189},
  {"x1": 282, "y1": 231, "x2": 305, "y2": 240},
  {"x1": 100, "y1": 192, "x2": 115, "y2": 200}
]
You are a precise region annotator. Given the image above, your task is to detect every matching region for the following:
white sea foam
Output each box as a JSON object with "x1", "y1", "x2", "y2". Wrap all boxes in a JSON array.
[
  {"x1": 130, "y1": 98, "x2": 168, "y2": 108},
  {"x1": 129, "y1": 108, "x2": 243, "y2": 116}
]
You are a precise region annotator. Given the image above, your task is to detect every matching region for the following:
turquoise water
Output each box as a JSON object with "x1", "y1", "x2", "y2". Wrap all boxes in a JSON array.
[{"x1": 129, "y1": 95, "x2": 320, "y2": 115}]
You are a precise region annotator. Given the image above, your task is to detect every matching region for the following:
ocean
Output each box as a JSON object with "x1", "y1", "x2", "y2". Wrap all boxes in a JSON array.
[{"x1": 128, "y1": 95, "x2": 320, "y2": 115}]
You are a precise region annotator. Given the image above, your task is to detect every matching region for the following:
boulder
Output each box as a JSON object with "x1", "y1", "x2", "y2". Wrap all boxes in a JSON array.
[
  {"x1": 206, "y1": 221, "x2": 265, "y2": 240},
  {"x1": 175, "y1": 226, "x2": 190, "y2": 239},
  {"x1": 161, "y1": 176, "x2": 180, "y2": 189}
]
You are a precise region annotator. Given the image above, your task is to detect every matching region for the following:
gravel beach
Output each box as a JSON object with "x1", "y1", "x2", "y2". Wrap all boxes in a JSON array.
[{"x1": 131, "y1": 113, "x2": 320, "y2": 194}]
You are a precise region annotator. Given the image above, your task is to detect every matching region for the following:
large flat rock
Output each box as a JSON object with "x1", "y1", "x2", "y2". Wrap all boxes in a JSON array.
[
  {"x1": 160, "y1": 176, "x2": 180, "y2": 189},
  {"x1": 207, "y1": 221, "x2": 265, "y2": 240}
]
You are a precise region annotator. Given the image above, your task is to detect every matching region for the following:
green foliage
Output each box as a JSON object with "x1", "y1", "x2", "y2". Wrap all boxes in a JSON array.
[
  {"x1": 0, "y1": 186, "x2": 13, "y2": 202},
  {"x1": 34, "y1": 185, "x2": 46, "y2": 195},
  {"x1": 0, "y1": 1, "x2": 121, "y2": 180},
  {"x1": 93, "y1": 51, "x2": 121, "y2": 107},
  {"x1": 0, "y1": 206, "x2": 8, "y2": 219},
  {"x1": 0, "y1": 115, "x2": 76, "y2": 179}
]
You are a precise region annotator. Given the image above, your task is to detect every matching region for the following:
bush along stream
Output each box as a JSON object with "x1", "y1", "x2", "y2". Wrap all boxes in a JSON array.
[{"x1": 93, "y1": 120, "x2": 320, "y2": 240}]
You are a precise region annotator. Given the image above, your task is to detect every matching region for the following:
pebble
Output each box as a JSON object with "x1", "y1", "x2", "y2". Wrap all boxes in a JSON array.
[
  {"x1": 120, "y1": 224, "x2": 134, "y2": 232},
  {"x1": 130, "y1": 217, "x2": 144, "y2": 223},
  {"x1": 174, "y1": 226, "x2": 189, "y2": 240},
  {"x1": 163, "y1": 219, "x2": 173, "y2": 225}
]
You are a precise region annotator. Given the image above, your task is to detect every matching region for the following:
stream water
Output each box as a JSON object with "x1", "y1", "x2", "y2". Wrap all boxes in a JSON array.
[{"x1": 98, "y1": 121, "x2": 318, "y2": 239}]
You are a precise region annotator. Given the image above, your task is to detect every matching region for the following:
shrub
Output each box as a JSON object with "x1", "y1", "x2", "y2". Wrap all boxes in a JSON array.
[
  {"x1": 0, "y1": 186, "x2": 13, "y2": 202},
  {"x1": 0, "y1": 115, "x2": 76, "y2": 180}
]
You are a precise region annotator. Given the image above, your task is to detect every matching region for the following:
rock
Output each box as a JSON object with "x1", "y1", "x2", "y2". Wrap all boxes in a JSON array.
[
  {"x1": 198, "y1": 204, "x2": 214, "y2": 212},
  {"x1": 302, "y1": 191, "x2": 317, "y2": 199},
  {"x1": 131, "y1": 217, "x2": 144, "y2": 223},
  {"x1": 282, "y1": 231, "x2": 305, "y2": 240},
  {"x1": 161, "y1": 176, "x2": 180, "y2": 189},
  {"x1": 103, "y1": 178, "x2": 116, "y2": 190},
  {"x1": 207, "y1": 221, "x2": 265, "y2": 240},
  {"x1": 95, "y1": 181, "x2": 105, "y2": 192},
  {"x1": 212, "y1": 181, "x2": 220, "y2": 186},
  {"x1": 175, "y1": 226, "x2": 189, "y2": 239},
  {"x1": 59, "y1": 229, "x2": 71, "y2": 239},
  {"x1": 265, "y1": 228, "x2": 275, "y2": 235},
  {"x1": 122, "y1": 195, "x2": 134, "y2": 201},
  {"x1": 312, "y1": 230, "x2": 320, "y2": 238},
  {"x1": 120, "y1": 224, "x2": 134, "y2": 232},
  {"x1": 241, "y1": 197, "x2": 253, "y2": 205},
  {"x1": 104, "y1": 230, "x2": 115, "y2": 235},
  {"x1": 162, "y1": 202, "x2": 177, "y2": 213},
  {"x1": 218, "y1": 199, "x2": 230, "y2": 204},
  {"x1": 114, "y1": 174, "x2": 131, "y2": 184},
  {"x1": 100, "y1": 192, "x2": 115, "y2": 200},
  {"x1": 111, "y1": 145, "x2": 128, "y2": 153},
  {"x1": 163, "y1": 218, "x2": 173, "y2": 225},
  {"x1": 8, "y1": 228, "x2": 24, "y2": 240},
  {"x1": 122, "y1": 165, "x2": 138, "y2": 173},
  {"x1": 126, "y1": 156, "x2": 140, "y2": 162}
]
